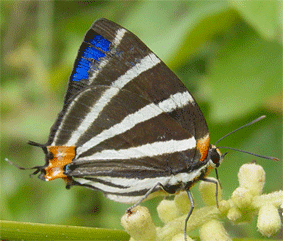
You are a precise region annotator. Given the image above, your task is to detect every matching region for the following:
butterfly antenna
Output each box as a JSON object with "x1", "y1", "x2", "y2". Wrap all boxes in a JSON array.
[
  {"x1": 214, "y1": 115, "x2": 266, "y2": 146},
  {"x1": 214, "y1": 115, "x2": 279, "y2": 162},
  {"x1": 216, "y1": 146, "x2": 279, "y2": 161},
  {"x1": 5, "y1": 158, "x2": 42, "y2": 176}
]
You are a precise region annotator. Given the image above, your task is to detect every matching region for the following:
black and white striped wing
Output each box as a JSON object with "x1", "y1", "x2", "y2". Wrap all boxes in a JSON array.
[{"x1": 44, "y1": 19, "x2": 210, "y2": 203}]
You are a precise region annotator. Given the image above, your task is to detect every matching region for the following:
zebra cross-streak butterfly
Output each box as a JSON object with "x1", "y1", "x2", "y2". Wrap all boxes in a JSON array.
[
  {"x1": 6, "y1": 18, "x2": 277, "y2": 240},
  {"x1": 36, "y1": 18, "x2": 221, "y2": 200}
]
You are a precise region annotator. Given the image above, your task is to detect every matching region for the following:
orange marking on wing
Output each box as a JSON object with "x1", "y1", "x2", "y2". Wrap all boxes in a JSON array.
[
  {"x1": 45, "y1": 146, "x2": 75, "y2": 181},
  {"x1": 196, "y1": 134, "x2": 210, "y2": 162}
]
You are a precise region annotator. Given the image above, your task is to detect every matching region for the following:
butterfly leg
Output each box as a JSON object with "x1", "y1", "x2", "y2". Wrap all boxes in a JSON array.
[
  {"x1": 184, "y1": 190, "x2": 194, "y2": 241},
  {"x1": 126, "y1": 182, "x2": 163, "y2": 213},
  {"x1": 215, "y1": 167, "x2": 222, "y2": 189},
  {"x1": 201, "y1": 178, "x2": 219, "y2": 207}
]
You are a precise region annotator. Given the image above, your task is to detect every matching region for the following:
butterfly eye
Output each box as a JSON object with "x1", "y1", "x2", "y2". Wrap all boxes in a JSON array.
[{"x1": 211, "y1": 148, "x2": 221, "y2": 167}]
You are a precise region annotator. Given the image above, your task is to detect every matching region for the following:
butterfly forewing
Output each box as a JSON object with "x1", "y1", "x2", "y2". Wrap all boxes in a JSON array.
[{"x1": 44, "y1": 18, "x2": 211, "y2": 202}]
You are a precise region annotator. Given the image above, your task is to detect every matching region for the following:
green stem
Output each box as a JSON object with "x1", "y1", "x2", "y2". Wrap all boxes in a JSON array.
[{"x1": 0, "y1": 220, "x2": 130, "y2": 240}]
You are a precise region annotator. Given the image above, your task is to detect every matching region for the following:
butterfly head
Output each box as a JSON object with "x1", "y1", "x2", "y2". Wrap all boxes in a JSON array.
[{"x1": 207, "y1": 144, "x2": 226, "y2": 169}]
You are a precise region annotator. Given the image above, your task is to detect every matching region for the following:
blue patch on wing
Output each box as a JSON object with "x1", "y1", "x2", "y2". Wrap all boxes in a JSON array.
[
  {"x1": 89, "y1": 35, "x2": 111, "y2": 52},
  {"x1": 71, "y1": 34, "x2": 111, "y2": 82},
  {"x1": 83, "y1": 45, "x2": 106, "y2": 60}
]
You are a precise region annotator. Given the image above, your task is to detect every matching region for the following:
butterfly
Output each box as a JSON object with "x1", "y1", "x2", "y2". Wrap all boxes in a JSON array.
[{"x1": 7, "y1": 18, "x2": 277, "y2": 240}]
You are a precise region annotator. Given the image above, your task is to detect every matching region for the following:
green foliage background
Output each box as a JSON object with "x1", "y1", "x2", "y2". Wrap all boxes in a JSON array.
[{"x1": 1, "y1": 1, "x2": 282, "y2": 239}]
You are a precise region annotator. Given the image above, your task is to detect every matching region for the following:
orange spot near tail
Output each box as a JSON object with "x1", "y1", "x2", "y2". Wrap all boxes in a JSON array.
[
  {"x1": 44, "y1": 146, "x2": 75, "y2": 181},
  {"x1": 196, "y1": 134, "x2": 210, "y2": 162}
]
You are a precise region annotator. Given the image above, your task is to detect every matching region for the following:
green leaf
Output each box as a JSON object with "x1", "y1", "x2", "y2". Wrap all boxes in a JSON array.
[
  {"x1": 206, "y1": 25, "x2": 282, "y2": 122},
  {"x1": 230, "y1": 0, "x2": 282, "y2": 40},
  {"x1": 168, "y1": 6, "x2": 240, "y2": 69},
  {"x1": 0, "y1": 220, "x2": 130, "y2": 241},
  {"x1": 122, "y1": 1, "x2": 240, "y2": 69}
]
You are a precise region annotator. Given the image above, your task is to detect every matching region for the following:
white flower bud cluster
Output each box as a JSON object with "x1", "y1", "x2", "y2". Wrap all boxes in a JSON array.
[
  {"x1": 121, "y1": 205, "x2": 156, "y2": 241},
  {"x1": 221, "y1": 162, "x2": 282, "y2": 237},
  {"x1": 121, "y1": 163, "x2": 282, "y2": 240}
]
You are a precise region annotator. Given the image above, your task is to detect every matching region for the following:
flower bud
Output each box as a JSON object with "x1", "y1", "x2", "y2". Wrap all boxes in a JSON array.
[
  {"x1": 227, "y1": 206, "x2": 242, "y2": 222},
  {"x1": 174, "y1": 191, "x2": 191, "y2": 214},
  {"x1": 257, "y1": 204, "x2": 281, "y2": 237},
  {"x1": 157, "y1": 199, "x2": 179, "y2": 223},
  {"x1": 199, "y1": 220, "x2": 232, "y2": 241},
  {"x1": 238, "y1": 163, "x2": 265, "y2": 196},
  {"x1": 121, "y1": 206, "x2": 156, "y2": 241},
  {"x1": 218, "y1": 200, "x2": 230, "y2": 214},
  {"x1": 231, "y1": 187, "x2": 253, "y2": 209},
  {"x1": 199, "y1": 178, "x2": 221, "y2": 206},
  {"x1": 172, "y1": 233, "x2": 194, "y2": 241}
]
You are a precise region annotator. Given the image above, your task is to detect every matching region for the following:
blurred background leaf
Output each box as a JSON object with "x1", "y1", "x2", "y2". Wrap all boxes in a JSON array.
[{"x1": 1, "y1": 1, "x2": 282, "y2": 240}]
